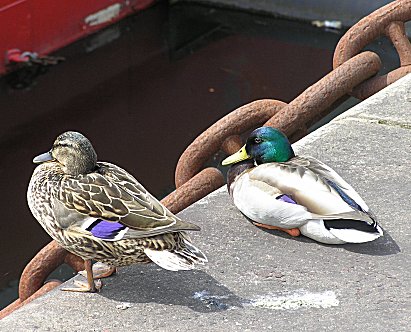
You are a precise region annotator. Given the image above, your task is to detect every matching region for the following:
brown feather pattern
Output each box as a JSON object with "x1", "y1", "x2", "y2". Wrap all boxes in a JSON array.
[{"x1": 28, "y1": 156, "x2": 205, "y2": 268}]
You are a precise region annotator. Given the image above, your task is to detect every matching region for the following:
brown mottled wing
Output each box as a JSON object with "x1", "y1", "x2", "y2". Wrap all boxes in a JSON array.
[
  {"x1": 98, "y1": 162, "x2": 174, "y2": 219},
  {"x1": 55, "y1": 162, "x2": 199, "y2": 237}
]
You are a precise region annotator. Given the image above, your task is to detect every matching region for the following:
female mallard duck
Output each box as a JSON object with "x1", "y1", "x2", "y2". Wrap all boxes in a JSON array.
[
  {"x1": 222, "y1": 127, "x2": 383, "y2": 244},
  {"x1": 27, "y1": 131, "x2": 207, "y2": 292}
]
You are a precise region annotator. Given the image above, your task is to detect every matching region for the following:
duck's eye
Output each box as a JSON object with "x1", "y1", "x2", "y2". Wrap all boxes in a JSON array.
[{"x1": 254, "y1": 137, "x2": 262, "y2": 144}]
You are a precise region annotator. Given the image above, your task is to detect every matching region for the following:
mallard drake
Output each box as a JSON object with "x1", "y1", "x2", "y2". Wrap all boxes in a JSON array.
[
  {"x1": 27, "y1": 131, "x2": 207, "y2": 292},
  {"x1": 222, "y1": 127, "x2": 383, "y2": 244}
]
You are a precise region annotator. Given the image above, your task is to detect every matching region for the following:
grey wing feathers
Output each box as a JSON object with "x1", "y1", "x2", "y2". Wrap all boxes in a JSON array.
[
  {"x1": 289, "y1": 156, "x2": 376, "y2": 224},
  {"x1": 288, "y1": 156, "x2": 371, "y2": 212}
]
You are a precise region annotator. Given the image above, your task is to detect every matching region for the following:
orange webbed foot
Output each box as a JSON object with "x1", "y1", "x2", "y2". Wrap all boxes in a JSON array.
[{"x1": 253, "y1": 222, "x2": 301, "y2": 237}]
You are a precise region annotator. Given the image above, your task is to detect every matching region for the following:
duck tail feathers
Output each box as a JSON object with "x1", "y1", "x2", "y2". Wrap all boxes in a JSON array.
[
  {"x1": 328, "y1": 227, "x2": 383, "y2": 243},
  {"x1": 325, "y1": 218, "x2": 384, "y2": 243},
  {"x1": 144, "y1": 234, "x2": 207, "y2": 271},
  {"x1": 179, "y1": 237, "x2": 208, "y2": 264},
  {"x1": 144, "y1": 248, "x2": 194, "y2": 271}
]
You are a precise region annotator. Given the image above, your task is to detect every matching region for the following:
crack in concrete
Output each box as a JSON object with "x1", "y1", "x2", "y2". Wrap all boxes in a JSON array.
[
  {"x1": 341, "y1": 116, "x2": 411, "y2": 130},
  {"x1": 374, "y1": 119, "x2": 411, "y2": 130}
]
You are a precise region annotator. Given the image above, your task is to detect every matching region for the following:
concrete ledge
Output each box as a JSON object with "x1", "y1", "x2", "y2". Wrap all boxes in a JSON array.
[{"x1": 1, "y1": 75, "x2": 410, "y2": 330}]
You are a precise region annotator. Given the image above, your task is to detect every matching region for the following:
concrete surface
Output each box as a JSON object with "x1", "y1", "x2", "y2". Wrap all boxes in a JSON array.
[
  {"x1": 171, "y1": 0, "x2": 394, "y2": 27},
  {"x1": 1, "y1": 74, "x2": 411, "y2": 331}
]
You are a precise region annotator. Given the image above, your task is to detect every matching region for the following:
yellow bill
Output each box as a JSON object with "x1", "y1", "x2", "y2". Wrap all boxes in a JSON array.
[{"x1": 222, "y1": 145, "x2": 251, "y2": 165}]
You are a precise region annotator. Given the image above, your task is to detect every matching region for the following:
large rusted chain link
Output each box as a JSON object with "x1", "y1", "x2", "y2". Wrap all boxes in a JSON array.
[
  {"x1": 0, "y1": 280, "x2": 62, "y2": 320},
  {"x1": 18, "y1": 240, "x2": 83, "y2": 301},
  {"x1": 175, "y1": 100, "x2": 287, "y2": 187},
  {"x1": 161, "y1": 167, "x2": 225, "y2": 213},
  {"x1": 265, "y1": 51, "x2": 381, "y2": 135},
  {"x1": 175, "y1": 51, "x2": 380, "y2": 188},
  {"x1": 333, "y1": 0, "x2": 411, "y2": 100}
]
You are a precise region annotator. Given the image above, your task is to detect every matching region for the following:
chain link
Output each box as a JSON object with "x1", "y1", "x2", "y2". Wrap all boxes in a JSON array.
[
  {"x1": 333, "y1": 0, "x2": 411, "y2": 99},
  {"x1": 1, "y1": 0, "x2": 410, "y2": 319}
]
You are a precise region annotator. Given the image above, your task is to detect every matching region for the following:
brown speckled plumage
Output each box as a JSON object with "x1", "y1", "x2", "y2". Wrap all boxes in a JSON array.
[{"x1": 27, "y1": 132, "x2": 207, "y2": 288}]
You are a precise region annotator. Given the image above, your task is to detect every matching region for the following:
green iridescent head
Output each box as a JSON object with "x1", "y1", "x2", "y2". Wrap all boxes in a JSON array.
[{"x1": 222, "y1": 127, "x2": 295, "y2": 165}]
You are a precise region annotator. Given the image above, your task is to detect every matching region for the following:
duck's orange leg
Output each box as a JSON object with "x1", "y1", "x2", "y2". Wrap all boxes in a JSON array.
[
  {"x1": 62, "y1": 259, "x2": 98, "y2": 292},
  {"x1": 253, "y1": 222, "x2": 300, "y2": 237},
  {"x1": 79, "y1": 262, "x2": 117, "y2": 279}
]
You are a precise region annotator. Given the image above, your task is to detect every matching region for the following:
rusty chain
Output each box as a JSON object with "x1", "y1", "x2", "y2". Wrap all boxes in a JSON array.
[
  {"x1": 174, "y1": 51, "x2": 381, "y2": 188},
  {"x1": 333, "y1": 0, "x2": 411, "y2": 99},
  {"x1": 0, "y1": 243, "x2": 85, "y2": 319},
  {"x1": 0, "y1": 280, "x2": 62, "y2": 320},
  {"x1": 18, "y1": 241, "x2": 84, "y2": 301},
  {"x1": 1, "y1": 0, "x2": 410, "y2": 319}
]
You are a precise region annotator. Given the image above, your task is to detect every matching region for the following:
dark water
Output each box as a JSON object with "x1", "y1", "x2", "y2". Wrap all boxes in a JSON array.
[{"x1": 0, "y1": 2, "x2": 399, "y2": 310}]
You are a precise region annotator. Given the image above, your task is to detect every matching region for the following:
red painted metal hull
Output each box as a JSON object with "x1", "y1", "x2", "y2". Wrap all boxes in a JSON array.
[{"x1": 0, "y1": 0, "x2": 155, "y2": 75}]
